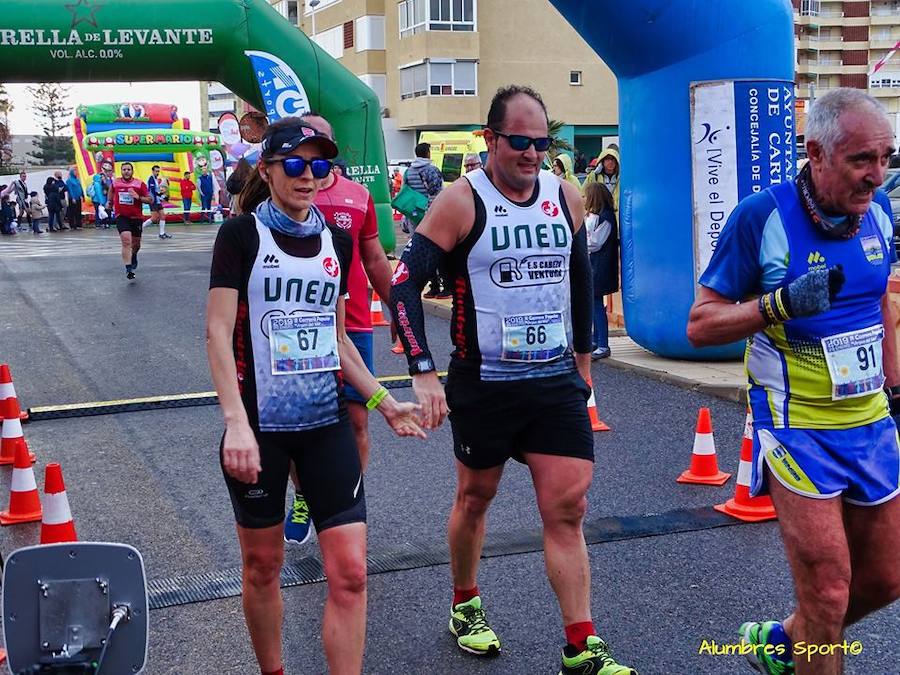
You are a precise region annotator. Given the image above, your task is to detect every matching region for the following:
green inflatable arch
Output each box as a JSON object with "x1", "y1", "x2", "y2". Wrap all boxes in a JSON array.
[{"x1": 0, "y1": 0, "x2": 394, "y2": 250}]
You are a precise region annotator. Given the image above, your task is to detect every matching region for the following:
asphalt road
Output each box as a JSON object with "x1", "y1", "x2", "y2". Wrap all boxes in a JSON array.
[{"x1": 0, "y1": 225, "x2": 897, "y2": 674}]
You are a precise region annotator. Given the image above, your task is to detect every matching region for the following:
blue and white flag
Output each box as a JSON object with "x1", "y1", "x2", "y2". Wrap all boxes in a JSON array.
[
  {"x1": 690, "y1": 80, "x2": 796, "y2": 282},
  {"x1": 244, "y1": 50, "x2": 311, "y2": 121}
]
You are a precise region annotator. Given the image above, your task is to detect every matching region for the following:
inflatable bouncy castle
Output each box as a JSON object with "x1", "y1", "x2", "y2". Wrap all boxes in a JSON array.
[{"x1": 72, "y1": 103, "x2": 222, "y2": 221}]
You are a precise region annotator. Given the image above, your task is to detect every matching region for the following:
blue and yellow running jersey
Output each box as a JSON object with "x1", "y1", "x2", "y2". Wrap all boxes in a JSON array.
[{"x1": 700, "y1": 183, "x2": 896, "y2": 430}]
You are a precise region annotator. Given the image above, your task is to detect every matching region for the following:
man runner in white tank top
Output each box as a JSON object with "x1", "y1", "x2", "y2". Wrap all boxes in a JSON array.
[{"x1": 390, "y1": 86, "x2": 637, "y2": 675}]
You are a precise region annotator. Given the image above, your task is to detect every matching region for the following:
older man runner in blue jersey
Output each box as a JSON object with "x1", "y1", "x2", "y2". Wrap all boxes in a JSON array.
[{"x1": 688, "y1": 88, "x2": 900, "y2": 675}]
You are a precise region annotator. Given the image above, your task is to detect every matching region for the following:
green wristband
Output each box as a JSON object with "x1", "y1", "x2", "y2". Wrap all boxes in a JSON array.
[{"x1": 366, "y1": 386, "x2": 388, "y2": 411}]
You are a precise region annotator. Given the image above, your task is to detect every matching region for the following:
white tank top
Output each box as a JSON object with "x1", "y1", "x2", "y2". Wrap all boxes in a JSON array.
[
  {"x1": 247, "y1": 216, "x2": 343, "y2": 431},
  {"x1": 456, "y1": 169, "x2": 574, "y2": 381}
]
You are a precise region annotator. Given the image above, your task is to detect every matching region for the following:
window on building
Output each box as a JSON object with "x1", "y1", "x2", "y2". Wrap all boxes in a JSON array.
[
  {"x1": 400, "y1": 0, "x2": 475, "y2": 37},
  {"x1": 800, "y1": 0, "x2": 820, "y2": 16},
  {"x1": 400, "y1": 63, "x2": 428, "y2": 99},
  {"x1": 570, "y1": 70, "x2": 582, "y2": 86},
  {"x1": 400, "y1": 59, "x2": 477, "y2": 99},
  {"x1": 275, "y1": 0, "x2": 299, "y2": 23},
  {"x1": 871, "y1": 76, "x2": 900, "y2": 89},
  {"x1": 429, "y1": 0, "x2": 475, "y2": 31},
  {"x1": 399, "y1": 0, "x2": 427, "y2": 37},
  {"x1": 314, "y1": 25, "x2": 344, "y2": 59}
]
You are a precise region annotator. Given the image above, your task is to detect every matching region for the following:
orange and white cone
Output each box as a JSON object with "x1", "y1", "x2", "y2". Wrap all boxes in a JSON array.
[
  {"x1": 677, "y1": 407, "x2": 731, "y2": 485},
  {"x1": 0, "y1": 441, "x2": 42, "y2": 525},
  {"x1": 40, "y1": 463, "x2": 77, "y2": 544},
  {"x1": 370, "y1": 291, "x2": 390, "y2": 327},
  {"x1": 586, "y1": 375, "x2": 610, "y2": 432},
  {"x1": 0, "y1": 363, "x2": 28, "y2": 422},
  {"x1": 714, "y1": 409, "x2": 777, "y2": 522},
  {"x1": 0, "y1": 396, "x2": 35, "y2": 466}
]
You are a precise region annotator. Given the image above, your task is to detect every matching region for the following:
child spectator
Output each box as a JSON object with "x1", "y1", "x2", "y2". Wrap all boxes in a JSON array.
[
  {"x1": 0, "y1": 188, "x2": 13, "y2": 235},
  {"x1": 29, "y1": 191, "x2": 45, "y2": 233}
]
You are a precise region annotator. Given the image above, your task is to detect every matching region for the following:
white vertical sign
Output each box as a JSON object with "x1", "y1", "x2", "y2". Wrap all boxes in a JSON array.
[{"x1": 690, "y1": 81, "x2": 739, "y2": 284}]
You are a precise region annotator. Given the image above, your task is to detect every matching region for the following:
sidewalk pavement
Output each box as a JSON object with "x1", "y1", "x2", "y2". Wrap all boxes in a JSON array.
[{"x1": 419, "y1": 296, "x2": 747, "y2": 403}]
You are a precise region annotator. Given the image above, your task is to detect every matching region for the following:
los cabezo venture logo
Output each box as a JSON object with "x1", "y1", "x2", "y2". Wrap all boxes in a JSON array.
[{"x1": 0, "y1": 0, "x2": 215, "y2": 61}]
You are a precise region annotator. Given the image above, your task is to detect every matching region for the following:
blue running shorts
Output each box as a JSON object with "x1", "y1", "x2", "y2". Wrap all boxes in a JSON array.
[
  {"x1": 751, "y1": 416, "x2": 900, "y2": 506},
  {"x1": 343, "y1": 331, "x2": 374, "y2": 404}
]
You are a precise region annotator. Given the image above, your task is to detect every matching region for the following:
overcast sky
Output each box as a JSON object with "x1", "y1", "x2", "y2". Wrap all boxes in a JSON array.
[{"x1": 4, "y1": 81, "x2": 203, "y2": 135}]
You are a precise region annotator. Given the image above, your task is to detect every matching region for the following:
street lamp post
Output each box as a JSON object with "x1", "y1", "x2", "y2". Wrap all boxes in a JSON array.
[{"x1": 309, "y1": 0, "x2": 321, "y2": 39}]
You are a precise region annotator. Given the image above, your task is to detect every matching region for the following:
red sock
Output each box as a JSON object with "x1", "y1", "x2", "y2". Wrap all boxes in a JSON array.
[
  {"x1": 261, "y1": 668, "x2": 284, "y2": 675},
  {"x1": 565, "y1": 621, "x2": 596, "y2": 652},
  {"x1": 452, "y1": 585, "x2": 479, "y2": 607}
]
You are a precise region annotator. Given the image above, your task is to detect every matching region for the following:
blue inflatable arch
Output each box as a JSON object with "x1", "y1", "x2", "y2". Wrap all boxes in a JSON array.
[{"x1": 549, "y1": 0, "x2": 796, "y2": 359}]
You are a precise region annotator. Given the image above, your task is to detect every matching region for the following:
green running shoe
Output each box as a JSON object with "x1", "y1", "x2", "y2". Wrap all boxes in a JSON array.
[
  {"x1": 739, "y1": 621, "x2": 794, "y2": 675},
  {"x1": 283, "y1": 492, "x2": 312, "y2": 545},
  {"x1": 559, "y1": 635, "x2": 637, "y2": 675},
  {"x1": 448, "y1": 596, "x2": 501, "y2": 656}
]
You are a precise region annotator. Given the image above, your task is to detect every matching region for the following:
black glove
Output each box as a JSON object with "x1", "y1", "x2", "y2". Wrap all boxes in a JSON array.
[
  {"x1": 759, "y1": 264, "x2": 844, "y2": 325},
  {"x1": 886, "y1": 385, "x2": 900, "y2": 418}
]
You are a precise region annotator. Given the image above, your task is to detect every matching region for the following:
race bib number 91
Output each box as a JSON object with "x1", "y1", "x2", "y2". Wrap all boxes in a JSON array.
[
  {"x1": 501, "y1": 311, "x2": 567, "y2": 362},
  {"x1": 269, "y1": 313, "x2": 340, "y2": 375},
  {"x1": 821, "y1": 324, "x2": 884, "y2": 400}
]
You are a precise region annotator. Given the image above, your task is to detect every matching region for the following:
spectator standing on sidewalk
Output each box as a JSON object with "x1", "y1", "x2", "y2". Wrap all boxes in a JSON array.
[
  {"x1": 404, "y1": 142, "x2": 449, "y2": 298},
  {"x1": 65, "y1": 167, "x2": 84, "y2": 230}
]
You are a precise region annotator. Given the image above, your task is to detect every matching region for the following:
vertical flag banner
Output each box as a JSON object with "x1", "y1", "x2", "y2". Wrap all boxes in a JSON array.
[
  {"x1": 244, "y1": 50, "x2": 311, "y2": 121},
  {"x1": 690, "y1": 80, "x2": 795, "y2": 283}
]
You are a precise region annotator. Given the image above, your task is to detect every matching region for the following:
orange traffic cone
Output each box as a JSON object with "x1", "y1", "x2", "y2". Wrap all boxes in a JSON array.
[
  {"x1": 40, "y1": 463, "x2": 77, "y2": 544},
  {"x1": 391, "y1": 340, "x2": 404, "y2": 354},
  {"x1": 714, "y1": 410, "x2": 777, "y2": 522},
  {"x1": 0, "y1": 441, "x2": 42, "y2": 525},
  {"x1": 677, "y1": 407, "x2": 731, "y2": 485},
  {"x1": 0, "y1": 364, "x2": 28, "y2": 421},
  {"x1": 370, "y1": 291, "x2": 390, "y2": 327},
  {"x1": 0, "y1": 397, "x2": 35, "y2": 466},
  {"x1": 586, "y1": 375, "x2": 610, "y2": 432}
]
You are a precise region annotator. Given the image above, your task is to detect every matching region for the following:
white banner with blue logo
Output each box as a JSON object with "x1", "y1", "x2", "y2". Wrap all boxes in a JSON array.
[
  {"x1": 690, "y1": 80, "x2": 796, "y2": 283},
  {"x1": 244, "y1": 50, "x2": 312, "y2": 121}
]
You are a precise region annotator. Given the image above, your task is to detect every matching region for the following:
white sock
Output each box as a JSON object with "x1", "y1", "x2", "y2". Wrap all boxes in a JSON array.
[
  {"x1": 158, "y1": 220, "x2": 166, "y2": 236},
  {"x1": 142, "y1": 218, "x2": 152, "y2": 228}
]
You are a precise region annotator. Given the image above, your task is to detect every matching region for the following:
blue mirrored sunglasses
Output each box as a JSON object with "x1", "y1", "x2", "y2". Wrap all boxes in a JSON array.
[
  {"x1": 490, "y1": 130, "x2": 552, "y2": 152},
  {"x1": 266, "y1": 157, "x2": 333, "y2": 179}
]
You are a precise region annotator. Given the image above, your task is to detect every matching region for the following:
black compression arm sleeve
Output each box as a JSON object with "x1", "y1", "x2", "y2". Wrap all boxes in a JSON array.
[
  {"x1": 569, "y1": 226, "x2": 593, "y2": 354},
  {"x1": 389, "y1": 232, "x2": 446, "y2": 369}
]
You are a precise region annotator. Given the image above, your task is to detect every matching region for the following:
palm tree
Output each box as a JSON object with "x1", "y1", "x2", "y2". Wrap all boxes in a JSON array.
[{"x1": 547, "y1": 119, "x2": 573, "y2": 160}]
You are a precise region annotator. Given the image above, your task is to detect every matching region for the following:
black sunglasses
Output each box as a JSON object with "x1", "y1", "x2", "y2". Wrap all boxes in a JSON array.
[
  {"x1": 265, "y1": 157, "x2": 333, "y2": 179},
  {"x1": 490, "y1": 129, "x2": 552, "y2": 152}
]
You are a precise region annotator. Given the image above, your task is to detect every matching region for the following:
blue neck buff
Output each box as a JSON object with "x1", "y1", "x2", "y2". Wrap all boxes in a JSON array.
[{"x1": 255, "y1": 198, "x2": 325, "y2": 238}]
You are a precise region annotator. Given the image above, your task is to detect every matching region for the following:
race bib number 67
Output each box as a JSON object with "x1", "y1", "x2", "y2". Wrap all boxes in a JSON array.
[{"x1": 269, "y1": 313, "x2": 340, "y2": 375}]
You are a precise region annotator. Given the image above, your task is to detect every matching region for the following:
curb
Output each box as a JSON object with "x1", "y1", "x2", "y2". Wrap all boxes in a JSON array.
[{"x1": 600, "y1": 358, "x2": 746, "y2": 403}]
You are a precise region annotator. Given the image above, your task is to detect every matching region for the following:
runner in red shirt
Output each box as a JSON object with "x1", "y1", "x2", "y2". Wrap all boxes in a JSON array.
[
  {"x1": 106, "y1": 162, "x2": 151, "y2": 280},
  {"x1": 282, "y1": 111, "x2": 395, "y2": 546}
]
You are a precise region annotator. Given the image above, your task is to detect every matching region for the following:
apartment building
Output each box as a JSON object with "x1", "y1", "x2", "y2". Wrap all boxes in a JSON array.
[
  {"x1": 793, "y1": 0, "x2": 900, "y2": 137},
  {"x1": 298, "y1": 0, "x2": 619, "y2": 161}
]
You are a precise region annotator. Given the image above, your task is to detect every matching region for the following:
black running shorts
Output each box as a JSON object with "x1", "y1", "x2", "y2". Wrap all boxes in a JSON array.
[
  {"x1": 220, "y1": 416, "x2": 366, "y2": 530},
  {"x1": 445, "y1": 369, "x2": 595, "y2": 470},
  {"x1": 116, "y1": 216, "x2": 144, "y2": 236}
]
